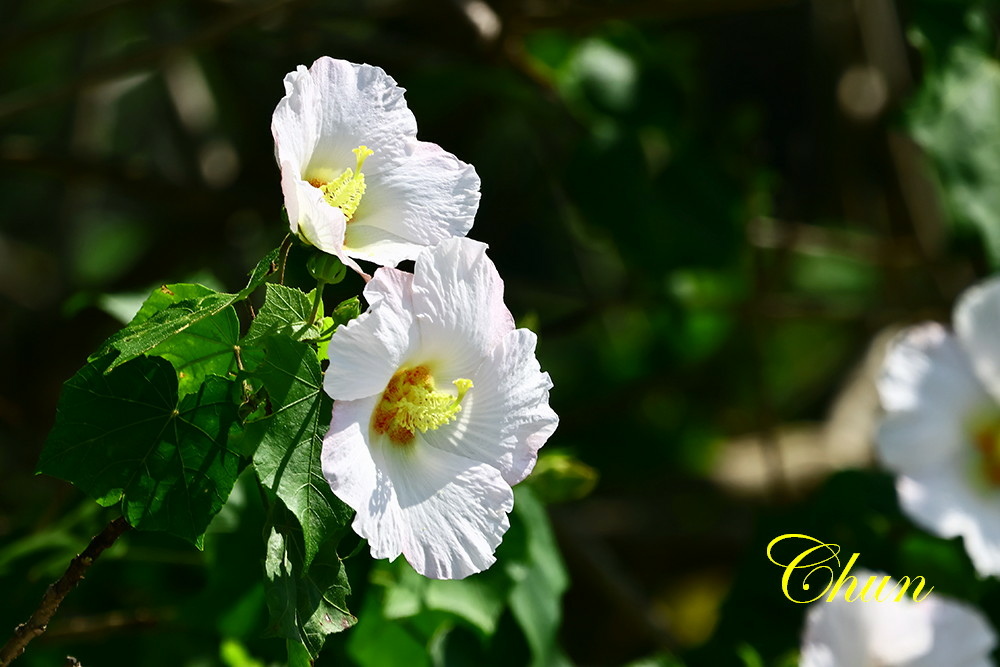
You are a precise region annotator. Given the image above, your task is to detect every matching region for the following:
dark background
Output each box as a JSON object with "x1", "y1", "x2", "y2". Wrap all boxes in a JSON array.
[{"x1": 2, "y1": 0, "x2": 998, "y2": 664}]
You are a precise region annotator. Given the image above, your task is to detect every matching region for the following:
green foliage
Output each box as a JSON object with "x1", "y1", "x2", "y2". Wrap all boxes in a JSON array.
[
  {"x1": 38, "y1": 355, "x2": 243, "y2": 547},
  {"x1": 249, "y1": 335, "x2": 352, "y2": 568},
  {"x1": 908, "y1": 45, "x2": 1000, "y2": 266},
  {"x1": 92, "y1": 249, "x2": 278, "y2": 373},
  {"x1": 507, "y1": 487, "x2": 571, "y2": 667},
  {"x1": 242, "y1": 283, "x2": 326, "y2": 346},
  {"x1": 264, "y1": 502, "x2": 356, "y2": 659}
]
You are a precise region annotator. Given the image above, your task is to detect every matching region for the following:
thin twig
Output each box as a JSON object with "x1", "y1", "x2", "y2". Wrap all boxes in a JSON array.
[{"x1": 0, "y1": 517, "x2": 131, "y2": 667}]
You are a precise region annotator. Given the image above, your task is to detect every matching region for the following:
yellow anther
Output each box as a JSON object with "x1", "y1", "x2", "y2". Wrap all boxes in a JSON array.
[
  {"x1": 308, "y1": 145, "x2": 374, "y2": 222},
  {"x1": 373, "y1": 367, "x2": 473, "y2": 445},
  {"x1": 353, "y1": 145, "x2": 374, "y2": 170}
]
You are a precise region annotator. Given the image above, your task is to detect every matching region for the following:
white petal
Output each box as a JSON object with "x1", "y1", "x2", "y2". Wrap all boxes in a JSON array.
[
  {"x1": 342, "y1": 223, "x2": 430, "y2": 268},
  {"x1": 876, "y1": 323, "x2": 991, "y2": 474},
  {"x1": 345, "y1": 141, "x2": 480, "y2": 262},
  {"x1": 897, "y1": 466, "x2": 1000, "y2": 576},
  {"x1": 421, "y1": 328, "x2": 558, "y2": 485},
  {"x1": 280, "y1": 167, "x2": 347, "y2": 249},
  {"x1": 324, "y1": 397, "x2": 513, "y2": 580},
  {"x1": 921, "y1": 596, "x2": 997, "y2": 666},
  {"x1": 324, "y1": 268, "x2": 419, "y2": 400},
  {"x1": 272, "y1": 57, "x2": 416, "y2": 178},
  {"x1": 801, "y1": 569, "x2": 997, "y2": 667},
  {"x1": 363, "y1": 265, "x2": 414, "y2": 309},
  {"x1": 956, "y1": 275, "x2": 1000, "y2": 401},
  {"x1": 801, "y1": 596, "x2": 871, "y2": 667},
  {"x1": 373, "y1": 437, "x2": 513, "y2": 579},
  {"x1": 411, "y1": 238, "x2": 515, "y2": 374},
  {"x1": 272, "y1": 66, "x2": 319, "y2": 171},
  {"x1": 322, "y1": 394, "x2": 382, "y2": 513}
]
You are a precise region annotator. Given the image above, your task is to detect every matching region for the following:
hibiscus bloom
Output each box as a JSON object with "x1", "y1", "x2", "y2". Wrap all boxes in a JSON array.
[
  {"x1": 800, "y1": 570, "x2": 995, "y2": 666},
  {"x1": 321, "y1": 237, "x2": 558, "y2": 578},
  {"x1": 877, "y1": 277, "x2": 1000, "y2": 575},
  {"x1": 272, "y1": 57, "x2": 480, "y2": 275}
]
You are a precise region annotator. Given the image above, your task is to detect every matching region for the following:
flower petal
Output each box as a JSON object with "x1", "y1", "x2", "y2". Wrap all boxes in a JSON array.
[
  {"x1": 322, "y1": 394, "x2": 381, "y2": 513},
  {"x1": 324, "y1": 268, "x2": 419, "y2": 400},
  {"x1": 921, "y1": 596, "x2": 997, "y2": 666},
  {"x1": 323, "y1": 397, "x2": 513, "y2": 580},
  {"x1": 897, "y1": 466, "x2": 1000, "y2": 576},
  {"x1": 876, "y1": 323, "x2": 991, "y2": 474},
  {"x1": 956, "y1": 275, "x2": 1000, "y2": 401},
  {"x1": 272, "y1": 57, "x2": 416, "y2": 178},
  {"x1": 801, "y1": 569, "x2": 996, "y2": 667},
  {"x1": 801, "y1": 595, "x2": 871, "y2": 667},
  {"x1": 421, "y1": 328, "x2": 558, "y2": 485},
  {"x1": 280, "y1": 166, "x2": 357, "y2": 264},
  {"x1": 345, "y1": 142, "x2": 480, "y2": 263},
  {"x1": 411, "y1": 238, "x2": 514, "y2": 374}
]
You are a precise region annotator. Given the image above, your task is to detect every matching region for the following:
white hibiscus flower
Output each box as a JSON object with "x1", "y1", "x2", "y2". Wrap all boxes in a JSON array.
[
  {"x1": 800, "y1": 570, "x2": 995, "y2": 666},
  {"x1": 272, "y1": 56, "x2": 480, "y2": 275},
  {"x1": 877, "y1": 276, "x2": 1000, "y2": 575},
  {"x1": 321, "y1": 237, "x2": 559, "y2": 579}
]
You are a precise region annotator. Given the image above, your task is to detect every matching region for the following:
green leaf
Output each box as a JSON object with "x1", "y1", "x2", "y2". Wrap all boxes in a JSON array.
[
  {"x1": 149, "y1": 295, "x2": 242, "y2": 397},
  {"x1": 347, "y1": 593, "x2": 431, "y2": 667},
  {"x1": 423, "y1": 576, "x2": 505, "y2": 638},
  {"x1": 507, "y1": 486, "x2": 571, "y2": 667},
  {"x1": 37, "y1": 355, "x2": 244, "y2": 547},
  {"x1": 132, "y1": 283, "x2": 218, "y2": 325},
  {"x1": 908, "y1": 46, "x2": 1000, "y2": 266},
  {"x1": 373, "y1": 558, "x2": 506, "y2": 637},
  {"x1": 250, "y1": 335, "x2": 352, "y2": 567},
  {"x1": 242, "y1": 283, "x2": 323, "y2": 345},
  {"x1": 264, "y1": 503, "x2": 356, "y2": 659},
  {"x1": 92, "y1": 248, "x2": 279, "y2": 373}
]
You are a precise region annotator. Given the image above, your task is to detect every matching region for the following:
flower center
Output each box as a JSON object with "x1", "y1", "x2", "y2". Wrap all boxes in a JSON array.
[
  {"x1": 372, "y1": 366, "x2": 473, "y2": 446},
  {"x1": 973, "y1": 416, "x2": 1000, "y2": 486},
  {"x1": 306, "y1": 145, "x2": 373, "y2": 222}
]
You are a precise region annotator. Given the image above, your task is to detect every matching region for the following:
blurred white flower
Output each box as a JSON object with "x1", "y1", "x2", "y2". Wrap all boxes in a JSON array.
[
  {"x1": 801, "y1": 570, "x2": 995, "y2": 666},
  {"x1": 321, "y1": 237, "x2": 558, "y2": 579},
  {"x1": 272, "y1": 57, "x2": 480, "y2": 275},
  {"x1": 878, "y1": 277, "x2": 1000, "y2": 575}
]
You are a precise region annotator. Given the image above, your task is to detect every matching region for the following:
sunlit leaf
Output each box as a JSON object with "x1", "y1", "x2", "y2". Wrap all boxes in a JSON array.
[
  {"x1": 242, "y1": 283, "x2": 323, "y2": 345},
  {"x1": 91, "y1": 248, "x2": 278, "y2": 373}
]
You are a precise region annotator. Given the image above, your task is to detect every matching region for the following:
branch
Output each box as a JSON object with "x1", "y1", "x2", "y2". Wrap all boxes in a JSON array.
[{"x1": 0, "y1": 517, "x2": 131, "y2": 667}]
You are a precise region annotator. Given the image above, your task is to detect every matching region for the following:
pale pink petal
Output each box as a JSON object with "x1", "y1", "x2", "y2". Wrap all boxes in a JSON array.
[
  {"x1": 421, "y1": 329, "x2": 558, "y2": 485},
  {"x1": 362, "y1": 266, "x2": 414, "y2": 309},
  {"x1": 324, "y1": 269, "x2": 419, "y2": 400},
  {"x1": 876, "y1": 323, "x2": 991, "y2": 474},
  {"x1": 956, "y1": 275, "x2": 1000, "y2": 402},
  {"x1": 412, "y1": 238, "x2": 515, "y2": 374}
]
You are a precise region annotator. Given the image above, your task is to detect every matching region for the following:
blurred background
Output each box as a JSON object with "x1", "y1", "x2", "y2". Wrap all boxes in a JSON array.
[{"x1": 3, "y1": 0, "x2": 1000, "y2": 664}]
